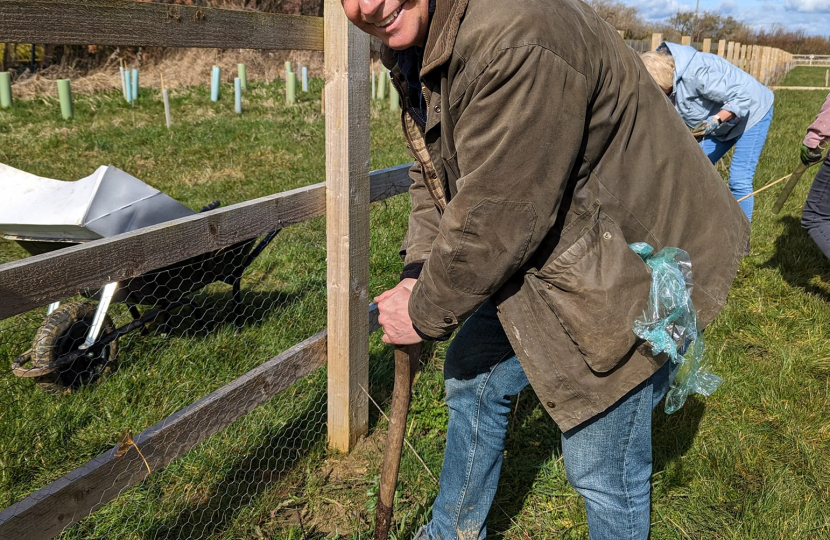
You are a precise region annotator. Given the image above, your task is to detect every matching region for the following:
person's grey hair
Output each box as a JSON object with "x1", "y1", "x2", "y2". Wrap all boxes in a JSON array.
[{"x1": 640, "y1": 50, "x2": 675, "y2": 91}]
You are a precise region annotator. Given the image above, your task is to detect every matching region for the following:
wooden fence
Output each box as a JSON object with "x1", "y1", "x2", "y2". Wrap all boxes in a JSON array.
[
  {"x1": 0, "y1": 0, "x2": 407, "y2": 538},
  {"x1": 630, "y1": 33, "x2": 795, "y2": 86}
]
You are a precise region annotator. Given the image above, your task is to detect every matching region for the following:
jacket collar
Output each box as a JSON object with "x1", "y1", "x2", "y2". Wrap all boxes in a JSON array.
[
  {"x1": 381, "y1": 0, "x2": 469, "y2": 76},
  {"x1": 662, "y1": 41, "x2": 697, "y2": 84}
]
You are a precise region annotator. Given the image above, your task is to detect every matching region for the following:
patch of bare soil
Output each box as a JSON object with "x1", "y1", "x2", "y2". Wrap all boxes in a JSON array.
[{"x1": 267, "y1": 428, "x2": 387, "y2": 537}]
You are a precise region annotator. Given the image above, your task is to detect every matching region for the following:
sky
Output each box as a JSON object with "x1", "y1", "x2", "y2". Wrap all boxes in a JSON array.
[{"x1": 619, "y1": 0, "x2": 830, "y2": 36}]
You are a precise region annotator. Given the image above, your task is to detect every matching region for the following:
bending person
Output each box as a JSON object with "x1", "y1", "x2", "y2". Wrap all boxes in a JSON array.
[
  {"x1": 641, "y1": 42, "x2": 774, "y2": 221},
  {"x1": 801, "y1": 93, "x2": 830, "y2": 258},
  {"x1": 341, "y1": 0, "x2": 750, "y2": 538}
]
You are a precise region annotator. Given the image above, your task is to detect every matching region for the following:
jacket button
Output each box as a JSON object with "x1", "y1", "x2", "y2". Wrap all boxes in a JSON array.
[
  {"x1": 603, "y1": 232, "x2": 612, "y2": 240},
  {"x1": 443, "y1": 316, "x2": 453, "y2": 324},
  {"x1": 434, "y1": 105, "x2": 441, "y2": 113},
  {"x1": 546, "y1": 401, "x2": 556, "y2": 408}
]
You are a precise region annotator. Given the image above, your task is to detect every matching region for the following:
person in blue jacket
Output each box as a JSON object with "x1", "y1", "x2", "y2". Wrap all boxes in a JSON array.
[{"x1": 641, "y1": 42, "x2": 774, "y2": 221}]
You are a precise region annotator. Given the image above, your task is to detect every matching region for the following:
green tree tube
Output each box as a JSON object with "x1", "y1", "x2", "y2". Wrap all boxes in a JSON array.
[
  {"x1": 131, "y1": 68, "x2": 139, "y2": 100},
  {"x1": 125, "y1": 70, "x2": 133, "y2": 103},
  {"x1": 0, "y1": 72, "x2": 12, "y2": 109},
  {"x1": 286, "y1": 71, "x2": 297, "y2": 104},
  {"x1": 211, "y1": 66, "x2": 220, "y2": 102},
  {"x1": 238, "y1": 63, "x2": 248, "y2": 91},
  {"x1": 390, "y1": 83, "x2": 399, "y2": 111},
  {"x1": 377, "y1": 69, "x2": 387, "y2": 100},
  {"x1": 57, "y1": 79, "x2": 73, "y2": 119}
]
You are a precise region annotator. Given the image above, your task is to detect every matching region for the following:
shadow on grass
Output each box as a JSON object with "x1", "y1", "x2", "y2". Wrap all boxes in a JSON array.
[
  {"x1": 143, "y1": 401, "x2": 329, "y2": 540},
  {"x1": 764, "y1": 215, "x2": 830, "y2": 298}
]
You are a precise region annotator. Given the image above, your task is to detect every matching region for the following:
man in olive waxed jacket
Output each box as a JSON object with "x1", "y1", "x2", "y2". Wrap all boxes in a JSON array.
[{"x1": 341, "y1": 0, "x2": 750, "y2": 538}]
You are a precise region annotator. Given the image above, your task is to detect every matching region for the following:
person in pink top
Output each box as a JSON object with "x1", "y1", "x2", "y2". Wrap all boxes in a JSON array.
[{"x1": 801, "y1": 93, "x2": 830, "y2": 258}]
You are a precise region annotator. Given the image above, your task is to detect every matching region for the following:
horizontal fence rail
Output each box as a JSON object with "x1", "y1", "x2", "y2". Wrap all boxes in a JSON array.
[
  {"x1": 0, "y1": 163, "x2": 412, "y2": 321},
  {"x1": 0, "y1": 299, "x2": 380, "y2": 540},
  {"x1": 0, "y1": 0, "x2": 324, "y2": 50},
  {"x1": 793, "y1": 55, "x2": 830, "y2": 66}
]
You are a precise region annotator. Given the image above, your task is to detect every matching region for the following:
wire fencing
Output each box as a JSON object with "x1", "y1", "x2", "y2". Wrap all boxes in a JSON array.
[{"x1": 0, "y1": 212, "x2": 334, "y2": 538}]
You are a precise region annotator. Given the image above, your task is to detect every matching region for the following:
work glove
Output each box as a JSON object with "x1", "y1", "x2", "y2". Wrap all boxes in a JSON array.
[
  {"x1": 800, "y1": 143, "x2": 824, "y2": 167},
  {"x1": 690, "y1": 116, "x2": 721, "y2": 141}
]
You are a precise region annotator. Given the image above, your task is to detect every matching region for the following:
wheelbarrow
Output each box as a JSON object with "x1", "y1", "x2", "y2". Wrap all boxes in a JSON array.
[{"x1": 0, "y1": 164, "x2": 279, "y2": 393}]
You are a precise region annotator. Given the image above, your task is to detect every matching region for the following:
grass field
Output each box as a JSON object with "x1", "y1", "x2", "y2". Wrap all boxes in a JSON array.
[
  {"x1": 782, "y1": 65, "x2": 830, "y2": 86},
  {"x1": 0, "y1": 67, "x2": 829, "y2": 539}
]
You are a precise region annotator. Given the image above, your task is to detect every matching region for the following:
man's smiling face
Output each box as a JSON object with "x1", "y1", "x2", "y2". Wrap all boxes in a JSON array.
[{"x1": 340, "y1": 0, "x2": 430, "y2": 50}]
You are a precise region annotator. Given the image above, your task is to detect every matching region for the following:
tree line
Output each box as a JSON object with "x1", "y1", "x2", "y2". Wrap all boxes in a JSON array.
[{"x1": 589, "y1": 0, "x2": 830, "y2": 55}]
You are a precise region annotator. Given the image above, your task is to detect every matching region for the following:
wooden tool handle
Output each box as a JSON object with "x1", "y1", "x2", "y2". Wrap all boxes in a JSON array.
[
  {"x1": 374, "y1": 343, "x2": 422, "y2": 540},
  {"x1": 772, "y1": 162, "x2": 809, "y2": 214}
]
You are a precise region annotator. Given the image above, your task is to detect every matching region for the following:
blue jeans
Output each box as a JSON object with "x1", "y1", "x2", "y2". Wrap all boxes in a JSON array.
[
  {"x1": 802, "y1": 158, "x2": 830, "y2": 259},
  {"x1": 699, "y1": 105, "x2": 774, "y2": 221},
  {"x1": 421, "y1": 300, "x2": 670, "y2": 540}
]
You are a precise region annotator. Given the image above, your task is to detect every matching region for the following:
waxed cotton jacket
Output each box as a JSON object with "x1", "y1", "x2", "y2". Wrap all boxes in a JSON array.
[
  {"x1": 662, "y1": 42, "x2": 774, "y2": 141},
  {"x1": 383, "y1": 0, "x2": 750, "y2": 432}
]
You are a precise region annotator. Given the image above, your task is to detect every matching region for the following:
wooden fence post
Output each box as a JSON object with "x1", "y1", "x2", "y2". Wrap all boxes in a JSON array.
[
  {"x1": 702, "y1": 38, "x2": 712, "y2": 53},
  {"x1": 324, "y1": 0, "x2": 371, "y2": 453},
  {"x1": 681, "y1": 35, "x2": 691, "y2": 46},
  {"x1": 733, "y1": 42, "x2": 741, "y2": 66},
  {"x1": 651, "y1": 33, "x2": 662, "y2": 51},
  {"x1": 717, "y1": 39, "x2": 726, "y2": 58},
  {"x1": 750, "y1": 45, "x2": 760, "y2": 80},
  {"x1": 739, "y1": 44, "x2": 747, "y2": 71},
  {"x1": 726, "y1": 41, "x2": 735, "y2": 63}
]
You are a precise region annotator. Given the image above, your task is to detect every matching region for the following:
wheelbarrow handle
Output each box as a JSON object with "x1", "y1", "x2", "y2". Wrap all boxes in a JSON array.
[{"x1": 375, "y1": 343, "x2": 422, "y2": 540}]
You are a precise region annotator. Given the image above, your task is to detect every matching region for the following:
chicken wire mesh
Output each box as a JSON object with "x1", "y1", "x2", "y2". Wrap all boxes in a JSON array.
[
  {"x1": 0, "y1": 185, "x2": 415, "y2": 539},
  {"x1": 0, "y1": 211, "x2": 333, "y2": 538}
]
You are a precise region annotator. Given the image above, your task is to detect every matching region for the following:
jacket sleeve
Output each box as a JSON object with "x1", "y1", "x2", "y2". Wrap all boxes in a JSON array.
[
  {"x1": 691, "y1": 62, "x2": 753, "y2": 119},
  {"x1": 400, "y1": 159, "x2": 441, "y2": 267},
  {"x1": 408, "y1": 45, "x2": 587, "y2": 338},
  {"x1": 804, "y1": 93, "x2": 830, "y2": 149}
]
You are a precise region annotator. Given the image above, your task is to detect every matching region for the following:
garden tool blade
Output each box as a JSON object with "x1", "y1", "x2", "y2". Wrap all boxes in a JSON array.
[
  {"x1": 375, "y1": 343, "x2": 421, "y2": 540},
  {"x1": 772, "y1": 162, "x2": 809, "y2": 215}
]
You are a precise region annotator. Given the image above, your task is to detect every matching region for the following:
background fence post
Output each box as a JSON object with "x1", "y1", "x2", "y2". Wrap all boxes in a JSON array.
[
  {"x1": 717, "y1": 39, "x2": 726, "y2": 58},
  {"x1": 324, "y1": 0, "x2": 370, "y2": 453},
  {"x1": 651, "y1": 32, "x2": 662, "y2": 51},
  {"x1": 681, "y1": 35, "x2": 691, "y2": 46},
  {"x1": 702, "y1": 38, "x2": 711, "y2": 53}
]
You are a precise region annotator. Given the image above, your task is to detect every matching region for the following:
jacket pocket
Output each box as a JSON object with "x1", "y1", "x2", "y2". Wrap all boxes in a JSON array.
[{"x1": 531, "y1": 210, "x2": 651, "y2": 372}]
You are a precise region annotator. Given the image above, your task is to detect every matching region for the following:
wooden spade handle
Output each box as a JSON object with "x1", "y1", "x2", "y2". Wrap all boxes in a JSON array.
[{"x1": 374, "y1": 343, "x2": 422, "y2": 540}]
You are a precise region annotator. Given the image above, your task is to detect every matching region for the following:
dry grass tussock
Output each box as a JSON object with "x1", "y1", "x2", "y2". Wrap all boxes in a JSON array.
[{"x1": 10, "y1": 48, "x2": 325, "y2": 100}]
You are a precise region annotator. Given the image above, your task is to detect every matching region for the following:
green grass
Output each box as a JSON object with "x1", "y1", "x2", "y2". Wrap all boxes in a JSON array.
[
  {"x1": 778, "y1": 66, "x2": 830, "y2": 87},
  {"x1": 1, "y1": 67, "x2": 829, "y2": 539}
]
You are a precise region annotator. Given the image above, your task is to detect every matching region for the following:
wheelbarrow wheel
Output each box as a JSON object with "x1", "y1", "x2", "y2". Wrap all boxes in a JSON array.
[{"x1": 30, "y1": 302, "x2": 118, "y2": 393}]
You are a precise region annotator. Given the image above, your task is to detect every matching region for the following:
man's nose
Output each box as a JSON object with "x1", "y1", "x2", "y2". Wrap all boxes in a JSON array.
[{"x1": 359, "y1": 0, "x2": 385, "y2": 17}]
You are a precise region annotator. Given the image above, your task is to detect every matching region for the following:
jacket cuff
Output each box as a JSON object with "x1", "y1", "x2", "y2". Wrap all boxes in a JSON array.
[
  {"x1": 400, "y1": 262, "x2": 424, "y2": 281},
  {"x1": 413, "y1": 323, "x2": 451, "y2": 342},
  {"x1": 804, "y1": 132, "x2": 826, "y2": 150},
  {"x1": 408, "y1": 278, "x2": 461, "y2": 338},
  {"x1": 721, "y1": 103, "x2": 743, "y2": 119}
]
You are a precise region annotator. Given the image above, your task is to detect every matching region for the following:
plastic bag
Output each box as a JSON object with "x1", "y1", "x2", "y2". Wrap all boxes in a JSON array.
[{"x1": 629, "y1": 242, "x2": 722, "y2": 414}]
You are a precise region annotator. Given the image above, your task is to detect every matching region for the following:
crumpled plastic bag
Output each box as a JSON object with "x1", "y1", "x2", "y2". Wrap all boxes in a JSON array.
[{"x1": 629, "y1": 242, "x2": 723, "y2": 414}]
